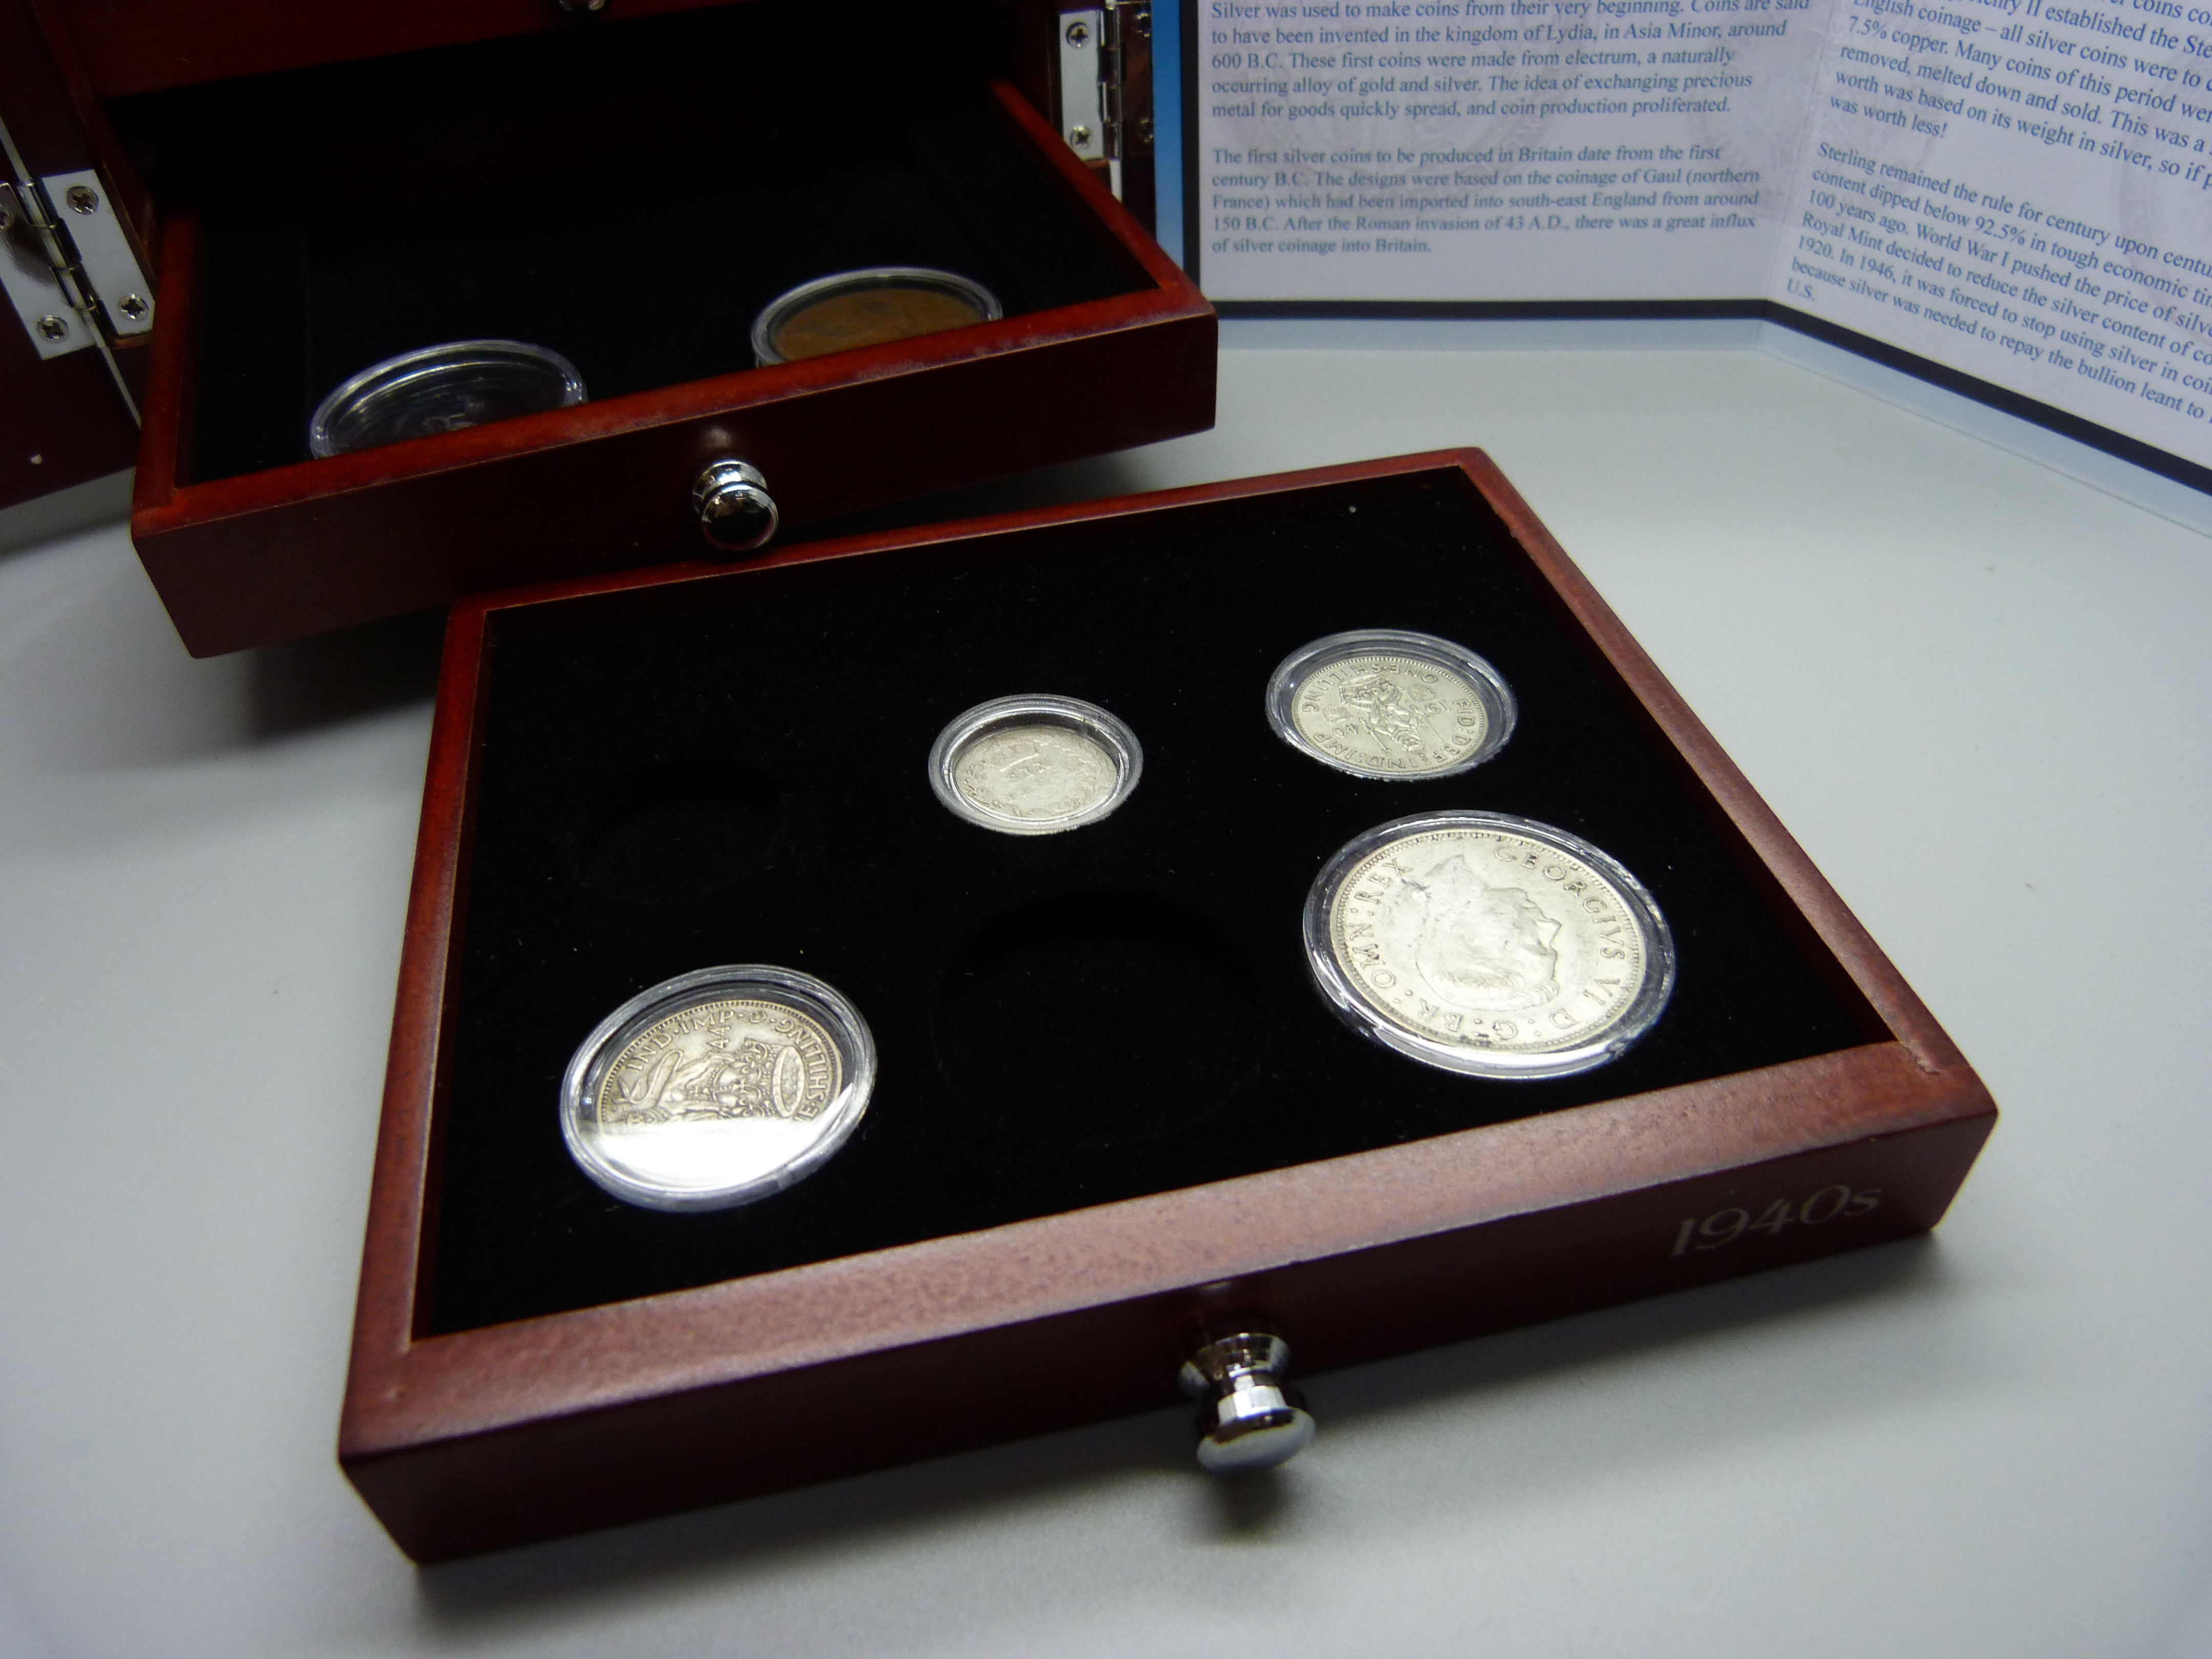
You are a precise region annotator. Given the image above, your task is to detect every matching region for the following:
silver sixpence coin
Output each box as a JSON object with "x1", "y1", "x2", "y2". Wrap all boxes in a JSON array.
[
  {"x1": 1305, "y1": 811, "x2": 1673, "y2": 1079},
  {"x1": 929, "y1": 694, "x2": 1142, "y2": 835},
  {"x1": 561, "y1": 966, "x2": 875, "y2": 1211},
  {"x1": 1267, "y1": 629, "x2": 1516, "y2": 780}
]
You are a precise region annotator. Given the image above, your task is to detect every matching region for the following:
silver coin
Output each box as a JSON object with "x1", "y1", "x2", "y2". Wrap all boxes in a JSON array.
[
  {"x1": 308, "y1": 338, "x2": 585, "y2": 458},
  {"x1": 1305, "y1": 812, "x2": 1673, "y2": 1079},
  {"x1": 561, "y1": 966, "x2": 875, "y2": 1211},
  {"x1": 1267, "y1": 629, "x2": 1515, "y2": 780},
  {"x1": 929, "y1": 694, "x2": 1142, "y2": 835}
]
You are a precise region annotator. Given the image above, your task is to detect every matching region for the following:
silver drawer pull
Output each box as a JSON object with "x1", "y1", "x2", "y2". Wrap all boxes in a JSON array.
[{"x1": 692, "y1": 459, "x2": 778, "y2": 555}]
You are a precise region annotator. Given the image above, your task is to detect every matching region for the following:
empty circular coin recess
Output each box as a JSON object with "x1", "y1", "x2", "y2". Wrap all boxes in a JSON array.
[
  {"x1": 750, "y1": 267, "x2": 1003, "y2": 366},
  {"x1": 307, "y1": 338, "x2": 586, "y2": 458},
  {"x1": 1267, "y1": 629, "x2": 1516, "y2": 780},
  {"x1": 928, "y1": 695, "x2": 1142, "y2": 836},
  {"x1": 563, "y1": 764, "x2": 791, "y2": 911},
  {"x1": 1305, "y1": 811, "x2": 1675, "y2": 1080},
  {"x1": 561, "y1": 966, "x2": 876, "y2": 1211},
  {"x1": 931, "y1": 891, "x2": 1266, "y2": 1150}
]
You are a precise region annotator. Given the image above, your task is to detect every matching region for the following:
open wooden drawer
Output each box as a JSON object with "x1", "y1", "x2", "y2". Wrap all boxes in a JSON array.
[{"x1": 10, "y1": 0, "x2": 1211, "y2": 653}]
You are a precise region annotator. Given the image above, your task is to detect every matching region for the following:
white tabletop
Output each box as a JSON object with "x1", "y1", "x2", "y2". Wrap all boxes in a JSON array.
[{"x1": 4, "y1": 338, "x2": 2209, "y2": 1659}]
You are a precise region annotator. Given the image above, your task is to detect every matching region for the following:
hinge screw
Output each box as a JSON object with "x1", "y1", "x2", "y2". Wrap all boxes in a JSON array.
[
  {"x1": 64, "y1": 184, "x2": 97, "y2": 214},
  {"x1": 118, "y1": 293, "x2": 148, "y2": 321},
  {"x1": 1066, "y1": 18, "x2": 1091, "y2": 44},
  {"x1": 36, "y1": 314, "x2": 68, "y2": 341},
  {"x1": 1133, "y1": 6, "x2": 1152, "y2": 36},
  {"x1": 1071, "y1": 124, "x2": 1093, "y2": 145}
]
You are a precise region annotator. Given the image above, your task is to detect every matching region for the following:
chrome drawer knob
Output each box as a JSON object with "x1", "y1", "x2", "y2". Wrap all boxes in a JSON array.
[
  {"x1": 692, "y1": 459, "x2": 778, "y2": 554},
  {"x1": 1178, "y1": 1332, "x2": 1315, "y2": 1475}
]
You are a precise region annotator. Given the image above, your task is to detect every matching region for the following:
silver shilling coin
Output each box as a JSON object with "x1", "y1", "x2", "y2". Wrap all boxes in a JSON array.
[
  {"x1": 928, "y1": 694, "x2": 1142, "y2": 835},
  {"x1": 1266, "y1": 629, "x2": 1516, "y2": 780},
  {"x1": 561, "y1": 965, "x2": 876, "y2": 1211},
  {"x1": 1305, "y1": 811, "x2": 1674, "y2": 1079}
]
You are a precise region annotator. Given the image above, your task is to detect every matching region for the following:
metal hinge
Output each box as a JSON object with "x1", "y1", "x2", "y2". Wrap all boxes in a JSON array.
[
  {"x1": 1102, "y1": 0, "x2": 1152, "y2": 159},
  {"x1": 0, "y1": 117, "x2": 154, "y2": 369},
  {"x1": 1056, "y1": 1, "x2": 1149, "y2": 196}
]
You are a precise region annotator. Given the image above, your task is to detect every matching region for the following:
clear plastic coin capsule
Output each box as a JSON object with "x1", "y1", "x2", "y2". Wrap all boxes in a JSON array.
[
  {"x1": 1304, "y1": 811, "x2": 1674, "y2": 1080},
  {"x1": 308, "y1": 338, "x2": 586, "y2": 458},
  {"x1": 928, "y1": 694, "x2": 1143, "y2": 836},
  {"x1": 561, "y1": 965, "x2": 876, "y2": 1212},
  {"x1": 751, "y1": 266, "x2": 1003, "y2": 366},
  {"x1": 1266, "y1": 628, "x2": 1516, "y2": 780}
]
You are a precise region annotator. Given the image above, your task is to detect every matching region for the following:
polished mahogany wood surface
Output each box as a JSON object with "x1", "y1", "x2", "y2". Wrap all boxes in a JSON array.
[{"x1": 339, "y1": 450, "x2": 1995, "y2": 1561}]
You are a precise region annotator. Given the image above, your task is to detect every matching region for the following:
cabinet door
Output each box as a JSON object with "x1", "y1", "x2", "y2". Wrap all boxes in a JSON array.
[
  {"x1": 0, "y1": 0, "x2": 141, "y2": 512},
  {"x1": 0, "y1": 285, "x2": 140, "y2": 512}
]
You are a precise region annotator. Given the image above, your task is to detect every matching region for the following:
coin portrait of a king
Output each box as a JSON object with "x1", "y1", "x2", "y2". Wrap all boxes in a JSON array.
[{"x1": 1384, "y1": 852, "x2": 1564, "y2": 1013}]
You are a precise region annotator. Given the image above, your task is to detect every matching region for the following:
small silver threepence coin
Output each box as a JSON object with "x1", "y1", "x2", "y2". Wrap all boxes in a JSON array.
[
  {"x1": 1306, "y1": 812, "x2": 1674, "y2": 1079},
  {"x1": 562, "y1": 966, "x2": 875, "y2": 1210},
  {"x1": 930, "y1": 694, "x2": 1143, "y2": 835},
  {"x1": 1267, "y1": 629, "x2": 1515, "y2": 780},
  {"x1": 954, "y1": 724, "x2": 1116, "y2": 825}
]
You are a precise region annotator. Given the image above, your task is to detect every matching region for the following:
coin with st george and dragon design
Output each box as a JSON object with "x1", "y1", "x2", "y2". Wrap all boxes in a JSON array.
[
  {"x1": 1267, "y1": 629, "x2": 1516, "y2": 780},
  {"x1": 1303, "y1": 812, "x2": 1674, "y2": 1079},
  {"x1": 561, "y1": 966, "x2": 876, "y2": 1210}
]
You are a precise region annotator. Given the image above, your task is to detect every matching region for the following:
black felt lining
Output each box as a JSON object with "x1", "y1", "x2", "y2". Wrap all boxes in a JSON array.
[
  {"x1": 431, "y1": 469, "x2": 1879, "y2": 1333},
  {"x1": 147, "y1": 0, "x2": 1148, "y2": 483}
]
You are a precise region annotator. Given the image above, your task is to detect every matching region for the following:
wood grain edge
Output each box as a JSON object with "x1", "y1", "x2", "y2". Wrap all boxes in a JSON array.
[
  {"x1": 1454, "y1": 451, "x2": 1966, "y2": 1072},
  {"x1": 341, "y1": 606, "x2": 485, "y2": 1431},
  {"x1": 126, "y1": 206, "x2": 191, "y2": 516},
  {"x1": 344, "y1": 1078, "x2": 1992, "y2": 1560},
  {"x1": 344, "y1": 1039, "x2": 1990, "y2": 1455}
]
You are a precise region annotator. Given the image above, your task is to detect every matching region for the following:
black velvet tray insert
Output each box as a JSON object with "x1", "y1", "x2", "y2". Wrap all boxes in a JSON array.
[{"x1": 430, "y1": 465, "x2": 1879, "y2": 1334}]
